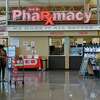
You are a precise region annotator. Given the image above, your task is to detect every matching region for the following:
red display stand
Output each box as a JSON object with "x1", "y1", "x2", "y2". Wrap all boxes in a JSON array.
[{"x1": 13, "y1": 56, "x2": 43, "y2": 70}]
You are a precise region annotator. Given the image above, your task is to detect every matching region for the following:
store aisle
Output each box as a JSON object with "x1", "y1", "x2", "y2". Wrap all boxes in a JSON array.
[{"x1": 0, "y1": 71, "x2": 100, "y2": 100}]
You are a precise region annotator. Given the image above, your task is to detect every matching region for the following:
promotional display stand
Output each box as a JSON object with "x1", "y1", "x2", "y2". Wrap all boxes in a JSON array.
[
  {"x1": 80, "y1": 44, "x2": 100, "y2": 78},
  {"x1": 5, "y1": 46, "x2": 16, "y2": 69},
  {"x1": 13, "y1": 55, "x2": 43, "y2": 70}
]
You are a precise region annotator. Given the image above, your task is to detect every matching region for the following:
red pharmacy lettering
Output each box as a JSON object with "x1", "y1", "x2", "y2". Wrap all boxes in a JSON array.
[
  {"x1": 41, "y1": 11, "x2": 54, "y2": 25},
  {"x1": 12, "y1": 8, "x2": 91, "y2": 24}
]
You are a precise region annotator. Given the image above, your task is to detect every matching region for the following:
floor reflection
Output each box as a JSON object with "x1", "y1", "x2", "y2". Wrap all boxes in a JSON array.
[{"x1": 0, "y1": 71, "x2": 100, "y2": 100}]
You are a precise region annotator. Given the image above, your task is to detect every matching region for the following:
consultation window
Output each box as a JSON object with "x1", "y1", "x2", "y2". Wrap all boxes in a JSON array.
[{"x1": 49, "y1": 37, "x2": 64, "y2": 55}]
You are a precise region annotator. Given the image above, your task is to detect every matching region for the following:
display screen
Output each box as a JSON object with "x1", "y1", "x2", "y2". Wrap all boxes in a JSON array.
[{"x1": 8, "y1": 46, "x2": 16, "y2": 57}]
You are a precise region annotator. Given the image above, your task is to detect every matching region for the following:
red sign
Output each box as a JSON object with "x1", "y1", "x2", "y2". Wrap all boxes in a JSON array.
[
  {"x1": 50, "y1": 32, "x2": 64, "y2": 36},
  {"x1": 12, "y1": 7, "x2": 91, "y2": 25},
  {"x1": 80, "y1": 32, "x2": 88, "y2": 34},
  {"x1": 24, "y1": 59, "x2": 37, "y2": 65}
]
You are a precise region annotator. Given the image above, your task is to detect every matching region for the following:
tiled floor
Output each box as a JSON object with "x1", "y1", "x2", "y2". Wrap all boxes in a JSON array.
[{"x1": 0, "y1": 71, "x2": 100, "y2": 100}]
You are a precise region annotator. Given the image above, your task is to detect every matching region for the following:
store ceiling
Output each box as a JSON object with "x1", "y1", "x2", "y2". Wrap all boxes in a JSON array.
[{"x1": 0, "y1": 0, "x2": 84, "y2": 7}]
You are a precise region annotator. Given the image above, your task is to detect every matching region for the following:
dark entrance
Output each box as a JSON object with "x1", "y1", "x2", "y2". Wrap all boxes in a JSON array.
[{"x1": 48, "y1": 37, "x2": 65, "y2": 70}]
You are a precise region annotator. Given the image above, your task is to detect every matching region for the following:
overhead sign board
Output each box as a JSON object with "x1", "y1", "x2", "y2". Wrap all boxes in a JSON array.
[{"x1": 10, "y1": 7, "x2": 92, "y2": 25}]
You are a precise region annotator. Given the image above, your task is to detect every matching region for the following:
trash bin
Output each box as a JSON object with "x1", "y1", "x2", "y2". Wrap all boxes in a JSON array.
[{"x1": 42, "y1": 58, "x2": 47, "y2": 70}]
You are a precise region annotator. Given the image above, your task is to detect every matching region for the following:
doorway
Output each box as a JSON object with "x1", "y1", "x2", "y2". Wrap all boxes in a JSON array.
[{"x1": 48, "y1": 37, "x2": 65, "y2": 70}]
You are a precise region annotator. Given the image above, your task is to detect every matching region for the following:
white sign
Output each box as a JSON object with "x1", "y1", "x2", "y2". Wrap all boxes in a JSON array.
[
  {"x1": 31, "y1": 41, "x2": 35, "y2": 48},
  {"x1": 24, "y1": 59, "x2": 37, "y2": 65},
  {"x1": 10, "y1": 38, "x2": 19, "y2": 47},
  {"x1": 0, "y1": 32, "x2": 8, "y2": 36},
  {"x1": 23, "y1": 41, "x2": 29, "y2": 47},
  {"x1": 8, "y1": 25, "x2": 100, "y2": 31},
  {"x1": 0, "y1": 15, "x2": 6, "y2": 25}
]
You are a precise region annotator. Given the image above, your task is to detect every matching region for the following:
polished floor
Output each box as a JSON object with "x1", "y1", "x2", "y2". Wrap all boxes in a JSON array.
[{"x1": 0, "y1": 70, "x2": 100, "y2": 100}]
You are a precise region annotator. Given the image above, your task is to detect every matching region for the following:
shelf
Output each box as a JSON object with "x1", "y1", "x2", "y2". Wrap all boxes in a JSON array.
[{"x1": 84, "y1": 52, "x2": 100, "y2": 53}]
